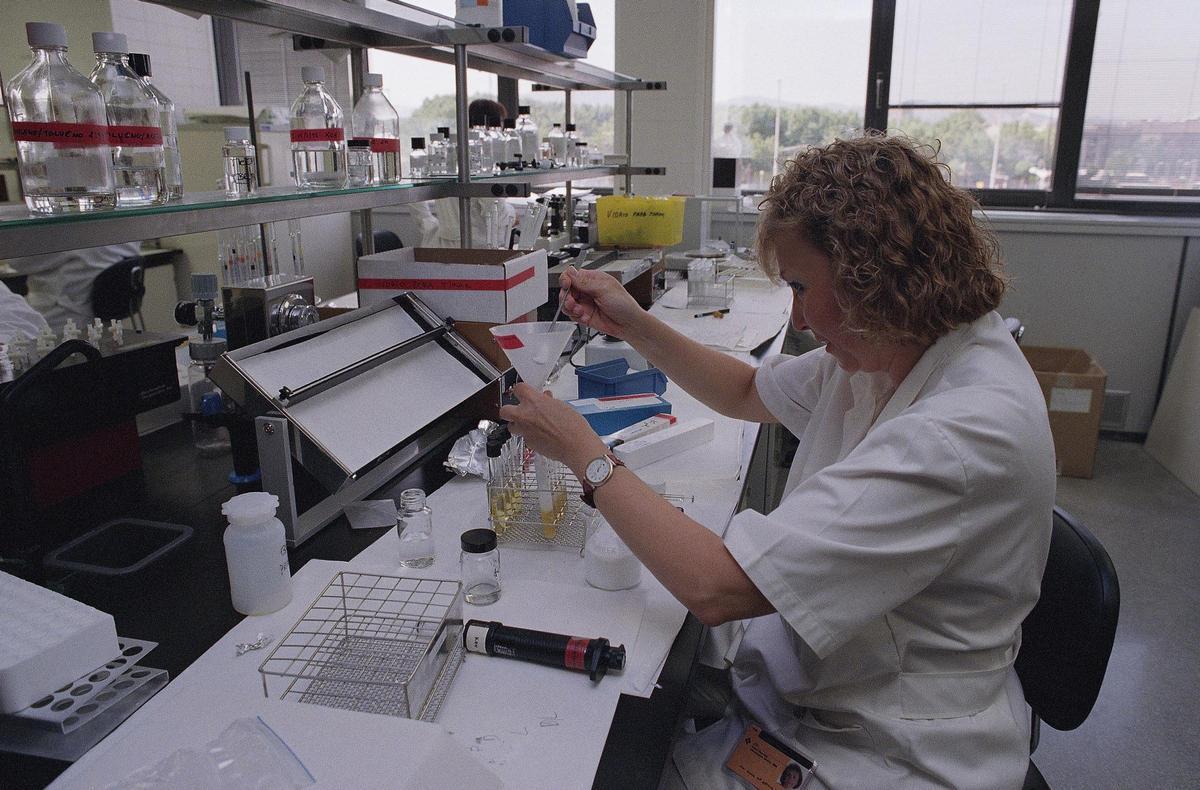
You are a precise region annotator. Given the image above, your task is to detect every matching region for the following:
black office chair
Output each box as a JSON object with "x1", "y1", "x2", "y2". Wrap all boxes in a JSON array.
[
  {"x1": 91, "y1": 256, "x2": 147, "y2": 331},
  {"x1": 1017, "y1": 506, "x2": 1121, "y2": 789},
  {"x1": 354, "y1": 229, "x2": 403, "y2": 258}
]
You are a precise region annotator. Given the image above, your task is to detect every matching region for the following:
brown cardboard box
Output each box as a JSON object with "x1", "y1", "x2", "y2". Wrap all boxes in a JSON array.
[{"x1": 1021, "y1": 346, "x2": 1107, "y2": 478}]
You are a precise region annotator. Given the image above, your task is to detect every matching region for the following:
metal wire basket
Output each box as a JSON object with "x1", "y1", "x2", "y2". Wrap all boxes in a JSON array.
[
  {"x1": 486, "y1": 435, "x2": 597, "y2": 550},
  {"x1": 258, "y1": 572, "x2": 464, "y2": 721}
]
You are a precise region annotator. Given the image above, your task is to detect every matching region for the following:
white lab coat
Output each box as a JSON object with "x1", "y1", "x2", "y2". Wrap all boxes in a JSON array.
[
  {"x1": 673, "y1": 311, "x2": 1055, "y2": 789},
  {"x1": 2, "y1": 243, "x2": 141, "y2": 331},
  {"x1": 0, "y1": 280, "x2": 50, "y2": 343},
  {"x1": 431, "y1": 197, "x2": 516, "y2": 248}
]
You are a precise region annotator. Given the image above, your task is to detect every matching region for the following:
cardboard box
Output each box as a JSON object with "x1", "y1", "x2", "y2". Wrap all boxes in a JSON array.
[
  {"x1": 1022, "y1": 346, "x2": 1107, "y2": 479},
  {"x1": 568, "y1": 393, "x2": 673, "y2": 435},
  {"x1": 357, "y1": 247, "x2": 548, "y2": 323}
]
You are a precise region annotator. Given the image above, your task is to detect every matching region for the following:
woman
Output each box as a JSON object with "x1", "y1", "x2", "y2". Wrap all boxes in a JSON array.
[{"x1": 500, "y1": 135, "x2": 1055, "y2": 789}]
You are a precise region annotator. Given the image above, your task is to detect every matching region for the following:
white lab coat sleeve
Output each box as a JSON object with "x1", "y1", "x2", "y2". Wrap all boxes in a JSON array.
[
  {"x1": 725, "y1": 412, "x2": 967, "y2": 659},
  {"x1": 753, "y1": 347, "x2": 829, "y2": 436},
  {"x1": 0, "y1": 281, "x2": 50, "y2": 342}
]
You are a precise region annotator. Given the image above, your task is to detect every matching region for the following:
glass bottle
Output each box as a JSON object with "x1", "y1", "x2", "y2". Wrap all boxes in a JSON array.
[
  {"x1": 574, "y1": 141, "x2": 588, "y2": 168},
  {"x1": 89, "y1": 32, "x2": 166, "y2": 206},
  {"x1": 350, "y1": 72, "x2": 401, "y2": 184},
  {"x1": 6, "y1": 22, "x2": 116, "y2": 214},
  {"x1": 396, "y1": 488, "x2": 435, "y2": 568},
  {"x1": 460, "y1": 528, "x2": 501, "y2": 605},
  {"x1": 515, "y1": 105, "x2": 539, "y2": 164},
  {"x1": 128, "y1": 53, "x2": 183, "y2": 200},
  {"x1": 409, "y1": 137, "x2": 428, "y2": 178},
  {"x1": 564, "y1": 123, "x2": 579, "y2": 166},
  {"x1": 428, "y1": 131, "x2": 446, "y2": 176},
  {"x1": 485, "y1": 119, "x2": 504, "y2": 173},
  {"x1": 443, "y1": 129, "x2": 459, "y2": 176},
  {"x1": 222, "y1": 126, "x2": 257, "y2": 197},
  {"x1": 289, "y1": 65, "x2": 347, "y2": 189},
  {"x1": 501, "y1": 118, "x2": 520, "y2": 163},
  {"x1": 548, "y1": 123, "x2": 567, "y2": 166},
  {"x1": 468, "y1": 125, "x2": 485, "y2": 175},
  {"x1": 346, "y1": 139, "x2": 373, "y2": 186},
  {"x1": 187, "y1": 340, "x2": 231, "y2": 456}
]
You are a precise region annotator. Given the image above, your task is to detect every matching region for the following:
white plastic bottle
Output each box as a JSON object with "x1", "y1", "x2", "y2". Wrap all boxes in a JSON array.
[
  {"x1": 289, "y1": 65, "x2": 347, "y2": 189},
  {"x1": 89, "y1": 32, "x2": 166, "y2": 206},
  {"x1": 5, "y1": 22, "x2": 116, "y2": 214},
  {"x1": 350, "y1": 72, "x2": 401, "y2": 184},
  {"x1": 221, "y1": 492, "x2": 292, "y2": 615}
]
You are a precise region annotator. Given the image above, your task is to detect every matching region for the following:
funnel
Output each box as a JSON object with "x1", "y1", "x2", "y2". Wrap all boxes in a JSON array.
[{"x1": 490, "y1": 321, "x2": 576, "y2": 389}]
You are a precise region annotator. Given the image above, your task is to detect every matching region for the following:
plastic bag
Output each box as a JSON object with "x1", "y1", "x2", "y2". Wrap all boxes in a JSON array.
[{"x1": 104, "y1": 716, "x2": 314, "y2": 789}]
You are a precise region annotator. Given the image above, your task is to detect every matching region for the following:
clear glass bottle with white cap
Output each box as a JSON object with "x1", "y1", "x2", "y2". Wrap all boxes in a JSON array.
[
  {"x1": 460, "y1": 528, "x2": 501, "y2": 604},
  {"x1": 396, "y1": 488, "x2": 435, "y2": 568},
  {"x1": 289, "y1": 65, "x2": 347, "y2": 189},
  {"x1": 5, "y1": 22, "x2": 116, "y2": 214},
  {"x1": 409, "y1": 137, "x2": 428, "y2": 178},
  {"x1": 350, "y1": 72, "x2": 401, "y2": 184},
  {"x1": 89, "y1": 32, "x2": 166, "y2": 206},
  {"x1": 515, "y1": 105, "x2": 538, "y2": 164},
  {"x1": 222, "y1": 126, "x2": 257, "y2": 197},
  {"x1": 221, "y1": 492, "x2": 292, "y2": 615},
  {"x1": 128, "y1": 53, "x2": 183, "y2": 200}
]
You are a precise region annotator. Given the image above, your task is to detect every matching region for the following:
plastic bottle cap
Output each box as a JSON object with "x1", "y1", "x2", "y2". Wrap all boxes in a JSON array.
[
  {"x1": 301, "y1": 65, "x2": 326, "y2": 83},
  {"x1": 411, "y1": 137, "x2": 425, "y2": 149},
  {"x1": 224, "y1": 126, "x2": 251, "y2": 142},
  {"x1": 221, "y1": 491, "x2": 280, "y2": 527},
  {"x1": 91, "y1": 31, "x2": 128, "y2": 54},
  {"x1": 566, "y1": 123, "x2": 576, "y2": 131},
  {"x1": 518, "y1": 105, "x2": 531, "y2": 114},
  {"x1": 348, "y1": 138, "x2": 370, "y2": 148},
  {"x1": 461, "y1": 528, "x2": 498, "y2": 553},
  {"x1": 503, "y1": 118, "x2": 516, "y2": 129},
  {"x1": 552, "y1": 123, "x2": 562, "y2": 127},
  {"x1": 363, "y1": 72, "x2": 383, "y2": 88},
  {"x1": 128, "y1": 52, "x2": 152, "y2": 78},
  {"x1": 26, "y1": 22, "x2": 68, "y2": 48},
  {"x1": 437, "y1": 126, "x2": 450, "y2": 135}
]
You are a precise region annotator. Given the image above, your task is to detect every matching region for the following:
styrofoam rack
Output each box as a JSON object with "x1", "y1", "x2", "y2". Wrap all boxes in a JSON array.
[
  {"x1": 486, "y1": 435, "x2": 598, "y2": 551},
  {"x1": 259, "y1": 572, "x2": 465, "y2": 722}
]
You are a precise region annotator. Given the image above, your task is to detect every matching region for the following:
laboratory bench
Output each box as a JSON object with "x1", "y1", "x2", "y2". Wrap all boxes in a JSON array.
[{"x1": 4, "y1": 279, "x2": 791, "y2": 789}]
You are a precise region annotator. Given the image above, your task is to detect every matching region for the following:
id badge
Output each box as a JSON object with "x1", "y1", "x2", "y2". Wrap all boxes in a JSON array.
[{"x1": 724, "y1": 722, "x2": 817, "y2": 790}]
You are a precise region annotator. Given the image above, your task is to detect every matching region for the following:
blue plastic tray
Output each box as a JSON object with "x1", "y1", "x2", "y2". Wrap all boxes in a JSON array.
[{"x1": 575, "y1": 359, "x2": 668, "y2": 399}]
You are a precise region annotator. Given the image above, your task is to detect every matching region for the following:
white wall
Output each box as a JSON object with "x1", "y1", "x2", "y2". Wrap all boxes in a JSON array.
[{"x1": 108, "y1": 0, "x2": 220, "y2": 109}]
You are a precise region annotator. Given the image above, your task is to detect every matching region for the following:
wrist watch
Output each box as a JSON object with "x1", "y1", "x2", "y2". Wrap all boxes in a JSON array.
[{"x1": 580, "y1": 453, "x2": 625, "y2": 507}]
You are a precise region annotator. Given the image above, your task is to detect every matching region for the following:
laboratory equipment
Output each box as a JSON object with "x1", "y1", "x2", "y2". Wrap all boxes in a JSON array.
[
  {"x1": 287, "y1": 218, "x2": 305, "y2": 275},
  {"x1": 548, "y1": 123, "x2": 567, "y2": 166},
  {"x1": 575, "y1": 358, "x2": 667, "y2": 398},
  {"x1": 462, "y1": 619, "x2": 625, "y2": 682},
  {"x1": 222, "y1": 491, "x2": 292, "y2": 615},
  {"x1": 396, "y1": 488, "x2": 435, "y2": 568},
  {"x1": 258, "y1": 571, "x2": 465, "y2": 721},
  {"x1": 483, "y1": 0, "x2": 597, "y2": 59},
  {"x1": 515, "y1": 105, "x2": 539, "y2": 163},
  {"x1": 409, "y1": 137, "x2": 427, "y2": 178},
  {"x1": 176, "y1": 272, "x2": 231, "y2": 454},
  {"x1": 611, "y1": 417, "x2": 715, "y2": 469},
  {"x1": 127, "y1": 53, "x2": 182, "y2": 200},
  {"x1": 44, "y1": 519, "x2": 193, "y2": 576},
  {"x1": 89, "y1": 32, "x2": 166, "y2": 206},
  {"x1": 429, "y1": 130, "x2": 446, "y2": 175},
  {"x1": 467, "y1": 125, "x2": 485, "y2": 174},
  {"x1": 459, "y1": 528, "x2": 501, "y2": 604},
  {"x1": 687, "y1": 258, "x2": 735, "y2": 309},
  {"x1": 584, "y1": 523, "x2": 643, "y2": 590},
  {"x1": 564, "y1": 123, "x2": 579, "y2": 165},
  {"x1": 290, "y1": 65, "x2": 347, "y2": 189},
  {"x1": 500, "y1": 118, "x2": 520, "y2": 163},
  {"x1": 209, "y1": 294, "x2": 503, "y2": 546},
  {"x1": 220, "y1": 273, "x2": 318, "y2": 350},
  {"x1": 568, "y1": 392, "x2": 673, "y2": 435},
  {"x1": 346, "y1": 138, "x2": 374, "y2": 186},
  {"x1": 222, "y1": 126, "x2": 257, "y2": 197},
  {"x1": 5, "y1": 22, "x2": 116, "y2": 214},
  {"x1": 484, "y1": 431, "x2": 594, "y2": 548},
  {"x1": 350, "y1": 72, "x2": 401, "y2": 184},
  {"x1": 600, "y1": 413, "x2": 677, "y2": 448}
]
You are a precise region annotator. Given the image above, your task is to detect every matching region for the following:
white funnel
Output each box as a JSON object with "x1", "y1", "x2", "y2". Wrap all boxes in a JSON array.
[{"x1": 490, "y1": 321, "x2": 575, "y2": 389}]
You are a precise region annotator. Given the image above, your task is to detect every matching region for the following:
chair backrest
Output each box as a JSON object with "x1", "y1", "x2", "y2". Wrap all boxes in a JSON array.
[
  {"x1": 1016, "y1": 506, "x2": 1120, "y2": 731},
  {"x1": 354, "y1": 230, "x2": 403, "y2": 258},
  {"x1": 91, "y1": 256, "x2": 146, "y2": 322}
]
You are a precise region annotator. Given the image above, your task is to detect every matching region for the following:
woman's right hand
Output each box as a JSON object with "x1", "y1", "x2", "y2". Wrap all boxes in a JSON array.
[{"x1": 558, "y1": 265, "x2": 646, "y2": 340}]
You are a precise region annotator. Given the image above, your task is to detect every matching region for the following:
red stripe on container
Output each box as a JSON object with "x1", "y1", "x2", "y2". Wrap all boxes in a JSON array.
[
  {"x1": 357, "y1": 266, "x2": 536, "y2": 292},
  {"x1": 12, "y1": 121, "x2": 109, "y2": 148},
  {"x1": 291, "y1": 127, "x2": 345, "y2": 143},
  {"x1": 107, "y1": 125, "x2": 163, "y2": 146},
  {"x1": 564, "y1": 637, "x2": 589, "y2": 671},
  {"x1": 494, "y1": 334, "x2": 524, "y2": 350}
]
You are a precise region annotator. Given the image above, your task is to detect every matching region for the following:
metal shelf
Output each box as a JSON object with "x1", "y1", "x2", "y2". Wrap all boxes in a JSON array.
[{"x1": 0, "y1": 166, "x2": 629, "y2": 257}]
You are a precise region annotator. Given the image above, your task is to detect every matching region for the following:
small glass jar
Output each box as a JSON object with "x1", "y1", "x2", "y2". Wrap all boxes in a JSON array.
[
  {"x1": 460, "y1": 528, "x2": 501, "y2": 605},
  {"x1": 222, "y1": 126, "x2": 257, "y2": 198},
  {"x1": 397, "y1": 488, "x2": 435, "y2": 568},
  {"x1": 346, "y1": 138, "x2": 374, "y2": 186}
]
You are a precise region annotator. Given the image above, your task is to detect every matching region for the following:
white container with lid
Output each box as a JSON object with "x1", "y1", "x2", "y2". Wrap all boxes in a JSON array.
[{"x1": 221, "y1": 492, "x2": 292, "y2": 615}]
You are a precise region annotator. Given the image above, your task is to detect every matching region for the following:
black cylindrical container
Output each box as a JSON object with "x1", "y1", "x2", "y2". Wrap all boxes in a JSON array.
[{"x1": 463, "y1": 619, "x2": 626, "y2": 682}]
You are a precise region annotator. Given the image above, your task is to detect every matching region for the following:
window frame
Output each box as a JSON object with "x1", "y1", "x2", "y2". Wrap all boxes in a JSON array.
[{"x1": 863, "y1": 0, "x2": 1200, "y2": 215}]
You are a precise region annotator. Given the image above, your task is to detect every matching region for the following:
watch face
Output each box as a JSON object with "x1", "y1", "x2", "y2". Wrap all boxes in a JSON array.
[{"x1": 585, "y1": 456, "x2": 612, "y2": 485}]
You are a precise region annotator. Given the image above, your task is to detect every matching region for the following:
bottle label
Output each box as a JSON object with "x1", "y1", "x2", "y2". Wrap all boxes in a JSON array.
[
  {"x1": 12, "y1": 121, "x2": 109, "y2": 148},
  {"x1": 353, "y1": 136, "x2": 401, "y2": 153},
  {"x1": 291, "y1": 128, "x2": 346, "y2": 143},
  {"x1": 107, "y1": 125, "x2": 164, "y2": 146}
]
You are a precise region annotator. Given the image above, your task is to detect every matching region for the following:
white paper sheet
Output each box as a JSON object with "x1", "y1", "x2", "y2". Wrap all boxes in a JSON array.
[{"x1": 651, "y1": 281, "x2": 790, "y2": 352}]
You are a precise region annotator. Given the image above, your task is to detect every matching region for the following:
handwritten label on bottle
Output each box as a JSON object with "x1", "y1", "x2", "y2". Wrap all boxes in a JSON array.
[
  {"x1": 107, "y1": 125, "x2": 164, "y2": 146},
  {"x1": 12, "y1": 122, "x2": 110, "y2": 148},
  {"x1": 291, "y1": 128, "x2": 346, "y2": 144},
  {"x1": 352, "y1": 136, "x2": 401, "y2": 153}
]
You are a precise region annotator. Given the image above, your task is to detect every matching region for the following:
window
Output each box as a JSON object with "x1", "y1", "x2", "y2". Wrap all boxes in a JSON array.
[
  {"x1": 1076, "y1": 0, "x2": 1200, "y2": 202},
  {"x1": 712, "y1": 1, "x2": 872, "y2": 191}
]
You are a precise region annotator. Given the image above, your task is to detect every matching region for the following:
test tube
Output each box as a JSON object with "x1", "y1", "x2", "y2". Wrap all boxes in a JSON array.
[{"x1": 288, "y1": 219, "x2": 305, "y2": 275}]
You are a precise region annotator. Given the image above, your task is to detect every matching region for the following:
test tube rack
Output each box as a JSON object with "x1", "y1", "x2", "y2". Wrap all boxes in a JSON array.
[
  {"x1": 486, "y1": 435, "x2": 597, "y2": 551},
  {"x1": 258, "y1": 572, "x2": 464, "y2": 721}
]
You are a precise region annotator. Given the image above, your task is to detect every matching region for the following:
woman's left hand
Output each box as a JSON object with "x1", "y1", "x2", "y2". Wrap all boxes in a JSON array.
[{"x1": 498, "y1": 383, "x2": 608, "y2": 473}]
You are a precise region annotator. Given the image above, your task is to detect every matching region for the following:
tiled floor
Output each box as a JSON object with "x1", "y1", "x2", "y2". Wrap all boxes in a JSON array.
[{"x1": 1036, "y1": 440, "x2": 1200, "y2": 789}]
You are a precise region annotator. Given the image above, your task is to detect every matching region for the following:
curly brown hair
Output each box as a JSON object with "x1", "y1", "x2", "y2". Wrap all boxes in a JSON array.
[{"x1": 756, "y1": 133, "x2": 1006, "y2": 346}]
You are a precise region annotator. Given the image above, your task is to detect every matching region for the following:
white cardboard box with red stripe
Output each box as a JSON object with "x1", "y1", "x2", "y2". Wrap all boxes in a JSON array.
[{"x1": 357, "y1": 247, "x2": 548, "y2": 323}]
